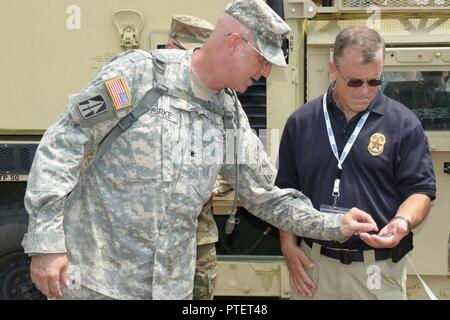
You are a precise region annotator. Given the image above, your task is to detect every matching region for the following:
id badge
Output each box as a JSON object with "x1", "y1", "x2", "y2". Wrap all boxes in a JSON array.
[{"x1": 320, "y1": 204, "x2": 350, "y2": 214}]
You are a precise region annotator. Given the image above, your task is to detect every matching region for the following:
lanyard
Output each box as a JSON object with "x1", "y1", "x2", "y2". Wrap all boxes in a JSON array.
[{"x1": 322, "y1": 92, "x2": 369, "y2": 206}]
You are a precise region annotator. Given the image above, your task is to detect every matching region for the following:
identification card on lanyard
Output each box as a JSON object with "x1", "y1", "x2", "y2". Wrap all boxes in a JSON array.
[
  {"x1": 322, "y1": 91, "x2": 369, "y2": 208},
  {"x1": 320, "y1": 204, "x2": 350, "y2": 214}
]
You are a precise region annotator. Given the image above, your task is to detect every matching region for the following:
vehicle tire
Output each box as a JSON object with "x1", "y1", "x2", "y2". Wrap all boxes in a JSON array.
[{"x1": 0, "y1": 208, "x2": 45, "y2": 300}]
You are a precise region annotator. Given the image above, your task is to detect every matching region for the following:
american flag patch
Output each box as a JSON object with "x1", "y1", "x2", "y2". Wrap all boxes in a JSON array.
[{"x1": 104, "y1": 76, "x2": 132, "y2": 110}]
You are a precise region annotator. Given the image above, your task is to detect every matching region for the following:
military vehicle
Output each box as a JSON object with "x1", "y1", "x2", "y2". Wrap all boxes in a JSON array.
[{"x1": 1, "y1": 0, "x2": 449, "y2": 299}]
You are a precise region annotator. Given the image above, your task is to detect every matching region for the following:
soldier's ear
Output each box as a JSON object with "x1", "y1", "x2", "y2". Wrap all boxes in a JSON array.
[{"x1": 226, "y1": 33, "x2": 241, "y2": 55}]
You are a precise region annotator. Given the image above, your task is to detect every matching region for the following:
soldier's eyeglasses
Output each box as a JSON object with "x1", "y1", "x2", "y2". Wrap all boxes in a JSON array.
[
  {"x1": 336, "y1": 65, "x2": 383, "y2": 87},
  {"x1": 224, "y1": 32, "x2": 271, "y2": 67}
]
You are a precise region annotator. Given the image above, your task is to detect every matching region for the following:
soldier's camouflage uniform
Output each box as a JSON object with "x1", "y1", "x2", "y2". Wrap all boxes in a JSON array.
[
  {"x1": 23, "y1": 2, "x2": 347, "y2": 300},
  {"x1": 193, "y1": 176, "x2": 232, "y2": 300},
  {"x1": 193, "y1": 200, "x2": 218, "y2": 300},
  {"x1": 168, "y1": 14, "x2": 220, "y2": 300}
]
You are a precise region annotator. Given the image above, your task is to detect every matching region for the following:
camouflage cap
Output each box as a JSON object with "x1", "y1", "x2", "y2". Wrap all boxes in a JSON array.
[
  {"x1": 170, "y1": 14, "x2": 214, "y2": 50},
  {"x1": 225, "y1": 0, "x2": 290, "y2": 67}
]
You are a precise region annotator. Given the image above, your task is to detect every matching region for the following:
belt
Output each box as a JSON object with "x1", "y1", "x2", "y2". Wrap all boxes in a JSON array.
[{"x1": 303, "y1": 238, "x2": 391, "y2": 265}]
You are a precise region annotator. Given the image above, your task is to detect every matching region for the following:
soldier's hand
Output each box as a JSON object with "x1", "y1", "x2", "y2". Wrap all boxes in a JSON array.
[
  {"x1": 281, "y1": 244, "x2": 316, "y2": 297},
  {"x1": 340, "y1": 208, "x2": 378, "y2": 238},
  {"x1": 30, "y1": 253, "x2": 69, "y2": 298}
]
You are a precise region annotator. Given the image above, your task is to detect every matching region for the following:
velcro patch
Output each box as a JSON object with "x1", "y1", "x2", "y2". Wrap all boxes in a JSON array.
[
  {"x1": 105, "y1": 76, "x2": 132, "y2": 111},
  {"x1": 77, "y1": 95, "x2": 108, "y2": 119}
]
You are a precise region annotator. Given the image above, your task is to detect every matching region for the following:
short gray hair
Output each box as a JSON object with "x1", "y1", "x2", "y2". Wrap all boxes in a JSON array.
[{"x1": 333, "y1": 27, "x2": 385, "y2": 65}]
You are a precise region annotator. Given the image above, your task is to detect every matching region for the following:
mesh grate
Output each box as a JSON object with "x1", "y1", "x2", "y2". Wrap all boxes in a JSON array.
[
  {"x1": 0, "y1": 144, "x2": 38, "y2": 174},
  {"x1": 19, "y1": 148, "x2": 32, "y2": 169},
  {"x1": 0, "y1": 147, "x2": 14, "y2": 171},
  {"x1": 340, "y1": 0, "x2": 450, "y2": 8},
  {"x1": 311, "y1": 18, "x2": 450, "y2": 37}
]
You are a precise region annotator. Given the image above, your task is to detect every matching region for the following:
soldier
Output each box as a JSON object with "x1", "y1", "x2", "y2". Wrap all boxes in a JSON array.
[
  {"x1": 22, "y1": 0, "x2": 377, "y2": 300},
  {"x1": 166, "y1": 14, "x2": 225, "y2": 300}
]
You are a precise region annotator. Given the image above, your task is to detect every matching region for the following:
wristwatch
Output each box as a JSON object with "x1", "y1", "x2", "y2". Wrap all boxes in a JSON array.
[{"x1": 391, "y1": 216, "x2": 411, "y2": 232}]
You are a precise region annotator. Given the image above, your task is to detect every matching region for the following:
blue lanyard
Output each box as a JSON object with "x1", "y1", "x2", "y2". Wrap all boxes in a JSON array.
[{"x1": 322, "y1": 92, "x2": 369, "y2": 206}]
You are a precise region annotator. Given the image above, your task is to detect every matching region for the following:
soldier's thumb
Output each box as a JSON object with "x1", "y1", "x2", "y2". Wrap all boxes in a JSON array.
[{"x1": 353, "y1": 210, "x2": 378, "y2": 232}]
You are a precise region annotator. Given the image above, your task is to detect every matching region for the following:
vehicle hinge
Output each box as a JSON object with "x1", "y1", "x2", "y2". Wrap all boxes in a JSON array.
[
  {"x1": 113, "y1": 9, "x2": 144, "y2": 50},
  {"x1": 284, "y1": 0, "x2": 318, "y2": 19}
]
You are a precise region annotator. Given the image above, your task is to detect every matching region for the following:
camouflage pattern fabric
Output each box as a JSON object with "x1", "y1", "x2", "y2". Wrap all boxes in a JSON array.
[
  {"x1": 193, "y1": 242, "x2": 217, "y2": 300},
  {"x1": 23, "y1": 49, "x2": 345, "y2": 300},
  {"x1": 214, "y1": 173, "x2": 233, "y2": 196},
  {"x1": 170, "y1": 15, "x2": 214, "y2": 50},
  {"x1": 51, "y1": 286, "x2": 115, "y2": 300},
  {"x1": 168, "y1": 15, "x2": 220, "y2": 296},
  {"x1": 196, "y1": 201, "x2": 218, "y2": 246},
  {"x1": 225, "y1": 0, "x2": 290, "y2": 66},
  {"x1": 194, "y1": 181, "x2": 228, "y2": 297},
  {"x1": 194, "y1": 201, "x2": 218, "y2": 299}
]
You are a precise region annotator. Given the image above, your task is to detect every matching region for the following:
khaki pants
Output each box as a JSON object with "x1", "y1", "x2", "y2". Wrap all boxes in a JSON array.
[{"x1": 290, "y1": 241, "x2": 407, "y2": 300}]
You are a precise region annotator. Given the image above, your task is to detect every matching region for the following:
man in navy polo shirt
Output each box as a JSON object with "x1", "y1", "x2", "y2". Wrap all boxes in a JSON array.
[{"x1": 277, "y1": 26, "x2": 436, "y2": 300}]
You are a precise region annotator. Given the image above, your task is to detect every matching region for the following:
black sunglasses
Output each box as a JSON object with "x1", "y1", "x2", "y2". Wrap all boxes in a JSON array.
[{"x1": 336, "y1": 65, "x2": 383, "y2": 88}]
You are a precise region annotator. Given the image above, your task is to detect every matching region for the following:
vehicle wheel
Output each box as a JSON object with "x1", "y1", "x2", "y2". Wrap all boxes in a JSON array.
[
  {"x1": 0, "y1": 251, "x2": 45, "y2": 300},
  {"x1": 0, "y1": 209, "x2": 44, "y2": 300}
]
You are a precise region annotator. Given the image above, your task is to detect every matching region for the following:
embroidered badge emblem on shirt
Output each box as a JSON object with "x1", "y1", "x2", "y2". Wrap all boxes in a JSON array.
[
  {"x1": 368, "y1": 133, "x2": 386, "y2": 156},
  {"x1": 77, "y1": 95, "x2": 108, "y2": 119},
  {"x1": 105, "y1": 76, "x2": 132, "y2": 110}
]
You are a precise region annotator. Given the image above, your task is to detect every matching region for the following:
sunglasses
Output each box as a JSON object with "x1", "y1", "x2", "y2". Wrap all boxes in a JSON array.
[{"x1": 336, "y1": 65, "x2": 383, "y2": 88}]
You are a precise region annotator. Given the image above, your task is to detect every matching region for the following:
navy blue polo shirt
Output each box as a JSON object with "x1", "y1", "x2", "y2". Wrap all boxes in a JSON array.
[{"x1": 275, "y1": 85, "x2": 436, "y2": 249}]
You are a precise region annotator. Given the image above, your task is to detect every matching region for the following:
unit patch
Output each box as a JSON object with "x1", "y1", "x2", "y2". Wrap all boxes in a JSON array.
[
  {"x1": 368, "y1": 133, "x2": 386, "y2": 156},
  {"x1": 105, "y1": 76, "x2": 132, "y2": 110},
  {"x1": 77, "y1": 95, "x2": 108, "y2": 119}
]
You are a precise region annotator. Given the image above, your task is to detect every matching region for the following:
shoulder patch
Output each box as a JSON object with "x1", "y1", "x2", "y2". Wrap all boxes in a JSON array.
[
  {"x1": 77, "y1": 95, "x2": 108, "y2": 119},
  {"x1": 105, "y1": 76, "x2": 132, "y2": 111}
]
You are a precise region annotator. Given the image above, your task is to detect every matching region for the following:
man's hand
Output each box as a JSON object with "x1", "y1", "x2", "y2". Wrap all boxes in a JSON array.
[
  {"x1": 30, "y1": 253, "x2": 69, "y2": 298},
  {"x1": 281, "y1": 244, "x2": 316, "y2": 297},
  {"x1": 340, "y1": 208, "x2": 378, "y2": 238},
  {"x1": 360, "y1": 216, "x2": 409, "y2": 248}
]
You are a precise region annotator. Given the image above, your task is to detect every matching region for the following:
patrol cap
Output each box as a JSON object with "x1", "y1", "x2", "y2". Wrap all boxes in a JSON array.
[
  {"x1": 169, "y1": 14, "x2": 214, "y2": 49},
  {"x1": 225, "y1": 0, "x2": 291, "y2": 66}
]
